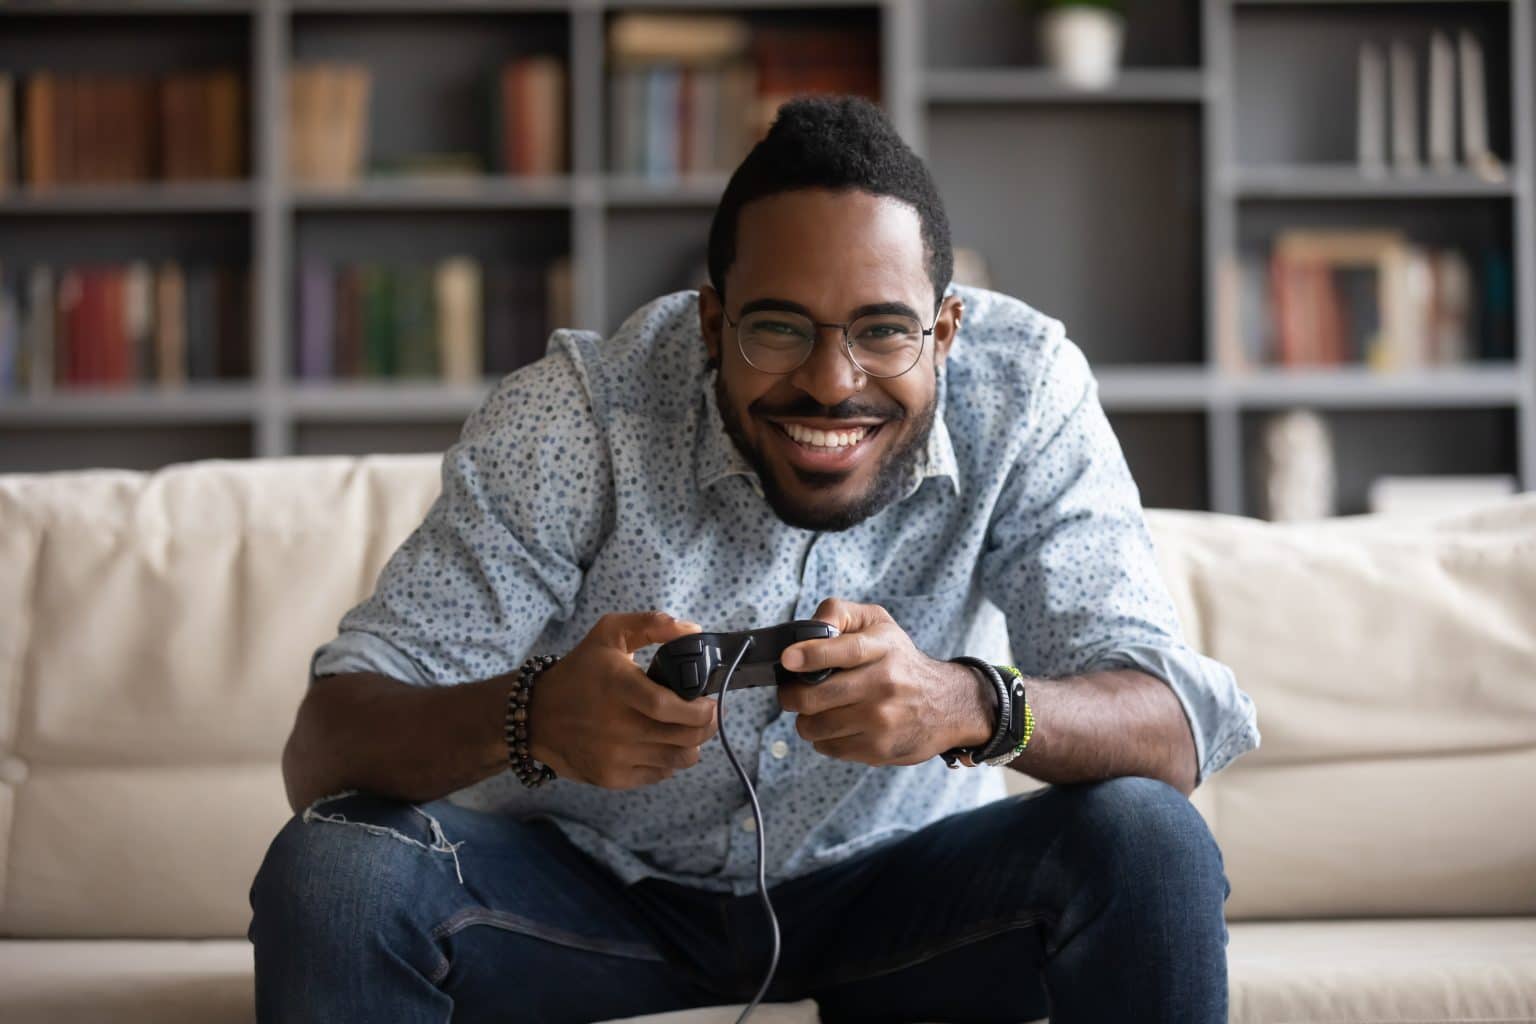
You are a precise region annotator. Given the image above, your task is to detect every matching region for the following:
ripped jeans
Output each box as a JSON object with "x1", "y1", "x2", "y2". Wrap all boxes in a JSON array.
[{"x1": 246, "y1": 776, "x2": 1230, "y2": 1023}]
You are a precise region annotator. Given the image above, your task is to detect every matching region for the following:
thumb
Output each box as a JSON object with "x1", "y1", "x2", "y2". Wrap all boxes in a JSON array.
[{"x1": 593, "y1": 611, "x2": 703, "y2": 655}]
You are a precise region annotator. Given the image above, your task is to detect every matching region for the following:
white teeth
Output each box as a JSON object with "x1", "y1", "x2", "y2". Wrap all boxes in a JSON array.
[{"x1": 782, "y1": 422, "x2": 869, "y2": 449}]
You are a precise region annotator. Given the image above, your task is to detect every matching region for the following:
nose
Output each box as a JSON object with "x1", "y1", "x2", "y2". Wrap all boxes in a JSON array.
[{"x1": 787, "y1": 325, "x2": 864, "y2": 407}]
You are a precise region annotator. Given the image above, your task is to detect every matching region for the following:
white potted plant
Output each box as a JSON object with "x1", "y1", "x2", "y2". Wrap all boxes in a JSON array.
[{"x1": 1035, "y1": 0, "x2": 1126, "y2": 90}]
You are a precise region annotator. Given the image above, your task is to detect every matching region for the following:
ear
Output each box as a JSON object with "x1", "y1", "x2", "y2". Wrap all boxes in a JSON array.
[
  {"x1": 698, "y1": 284, "x2": 723, "y2": 367},
  {"x1": 932, "y1": 294, "x2": 963, "y2": 371}
]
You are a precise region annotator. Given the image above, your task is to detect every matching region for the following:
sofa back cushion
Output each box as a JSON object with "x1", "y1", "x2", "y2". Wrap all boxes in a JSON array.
[
  {"x1": 1143, "y1": 502, "x2": 1536, "y2": 918},
  {"x1": 0, "y1": 456, "x2": 1532, "y2": 937},
  {"x1": 0, "y1": 457, "x2": 443, "y2": 937}
]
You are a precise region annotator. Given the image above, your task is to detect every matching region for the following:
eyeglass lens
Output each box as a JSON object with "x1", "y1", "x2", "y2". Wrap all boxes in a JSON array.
[{"x1": 736, "y1": 311, "x2": 924, "y2": 377}]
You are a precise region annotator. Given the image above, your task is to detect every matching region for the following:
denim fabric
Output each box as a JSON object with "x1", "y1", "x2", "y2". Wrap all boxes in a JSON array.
[{"x1": 249, "y1": 775, "x2": 1230, "y2": 1023}]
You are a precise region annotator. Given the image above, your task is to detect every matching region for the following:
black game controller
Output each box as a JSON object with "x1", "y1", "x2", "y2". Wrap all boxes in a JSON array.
[{"x1": 647, "y1": 620, "x2": 841, "y2": 699}]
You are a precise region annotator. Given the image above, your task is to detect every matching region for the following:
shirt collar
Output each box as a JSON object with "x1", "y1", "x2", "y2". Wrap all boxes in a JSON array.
[{"x1": 693, "y1": 357, "x2": 961, "y2": 501}]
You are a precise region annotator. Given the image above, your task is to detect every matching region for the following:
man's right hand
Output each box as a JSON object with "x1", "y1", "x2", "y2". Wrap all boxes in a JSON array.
[{"x1": 527, "y1": 611, "x2": 720, "y2": 790}]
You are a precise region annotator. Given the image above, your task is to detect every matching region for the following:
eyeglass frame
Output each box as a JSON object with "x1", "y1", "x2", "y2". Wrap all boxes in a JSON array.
[{"x1": 721, "y1": 302, "x2": 940, "y2": 380}]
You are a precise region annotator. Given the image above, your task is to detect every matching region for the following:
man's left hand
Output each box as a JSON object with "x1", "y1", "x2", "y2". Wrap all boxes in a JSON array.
[{"x1": 776, "y1": 598, "x2": 992, "y2": 766}]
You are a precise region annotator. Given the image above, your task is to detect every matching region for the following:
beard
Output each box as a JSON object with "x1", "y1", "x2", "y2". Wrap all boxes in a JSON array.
[{"x1": 713, "y1": 370, "x2": 937, "y2": 533}]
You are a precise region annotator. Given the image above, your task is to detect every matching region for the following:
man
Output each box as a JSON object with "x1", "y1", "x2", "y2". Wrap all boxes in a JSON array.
[{"x1": 250, "y1": 95, "x2": 1259, "y2": 1023}]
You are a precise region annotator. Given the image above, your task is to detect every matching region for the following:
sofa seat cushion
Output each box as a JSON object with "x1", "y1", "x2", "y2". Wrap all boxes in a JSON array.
[
  {"x1": 0, "y1": 939, "x2": 253, "y2": 1023},
  {"x1": 1229, "y1": 918, "x2": 1536, "y2": 1024},
  {"x1": 3, "y1": 920, "x2": 1532, "y2": 1023}
]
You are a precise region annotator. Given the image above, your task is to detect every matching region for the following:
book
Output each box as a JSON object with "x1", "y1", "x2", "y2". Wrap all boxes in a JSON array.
[
  {"x1": 496, "y1": 57, "x2": 566, "y2": 176},
  {"x1": 1427, "y1": 32, "x2": 1455, "y2": 173},
  {"x1": 299, "y1": 262, "x2": 335, "y2": 380},
  {"x1": 1457, "y1": 30, "x2": 1505, "y2": 182},
  {"x1": 1368, "y1": 474, "x2": 1517, "y2": 517},
  {"x1": 1389, "y1": 39, "x2": 1419, "y2": 174},
  {"x1": 436, "y1": 258, "x2": 482, "y2": 384},
  {"x1": 290, "y1": 63, "x2": 371, "y2": 184},
  {"x1": 0, "y1": 74, "x2": 13, "y2": 192},
  {"x1": 154, "y1": 262, "x2": 186, "y2": 387},
  {"x1": 26, "y1": 266, "x2": 54, "y2": 394}
]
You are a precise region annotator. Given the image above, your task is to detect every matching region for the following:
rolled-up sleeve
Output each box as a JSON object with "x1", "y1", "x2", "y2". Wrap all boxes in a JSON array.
[
  {"x1": 310, "y1": 342, "x2": 613, "y2": 687},
  {"x1": 977, "y1": 320, "x2": 1259, "y2": 785}
]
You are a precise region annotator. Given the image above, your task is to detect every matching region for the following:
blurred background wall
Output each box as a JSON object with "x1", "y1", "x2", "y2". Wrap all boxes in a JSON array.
[{"x1": 0, "y1": 0, "x2": 1531, "y2": 521}]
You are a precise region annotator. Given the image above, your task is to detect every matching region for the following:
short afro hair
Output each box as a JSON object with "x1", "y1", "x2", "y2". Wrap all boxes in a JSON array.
[{"x1": 706, "y1": 94, "x2": 953, "y2": 315}]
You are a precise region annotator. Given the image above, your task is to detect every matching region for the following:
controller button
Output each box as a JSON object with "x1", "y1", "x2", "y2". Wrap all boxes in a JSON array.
[{"x1": 794, "y1": 625, "x2": 826, "y2": 641}]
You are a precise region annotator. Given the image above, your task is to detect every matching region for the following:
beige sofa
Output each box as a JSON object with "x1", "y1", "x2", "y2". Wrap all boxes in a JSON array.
[{"x1": 0, "y1": 454, "x2": 1532, "y2": 1024}]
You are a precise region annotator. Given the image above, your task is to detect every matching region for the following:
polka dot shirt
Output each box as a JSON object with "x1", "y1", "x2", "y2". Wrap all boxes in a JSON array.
[{"x1": 311, "y1": 284, "x2": 1261, "y2": 896}]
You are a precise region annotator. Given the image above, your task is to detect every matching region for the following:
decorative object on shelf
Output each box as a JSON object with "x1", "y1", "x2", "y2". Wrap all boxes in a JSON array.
[
  {"x1": 1260, "y1": 409, "x2": 1335, "y2": 522},
  {"x1": 1033, "y1": 0, "x2": 1125, "y2": 91},
  {"x1": 1368, "y1": 474, "x2": 1516, "y2": 518}
]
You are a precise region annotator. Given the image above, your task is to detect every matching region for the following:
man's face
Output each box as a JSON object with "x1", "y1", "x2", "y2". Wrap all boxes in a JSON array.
[{"x1": 699, "y1": 188, "x2": 962, "y2": 532}]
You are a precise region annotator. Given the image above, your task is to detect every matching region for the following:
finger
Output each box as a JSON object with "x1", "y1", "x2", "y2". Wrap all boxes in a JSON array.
[
  {"x1": 808, "y1": 597, "x2": 891, "y2": 636},
  {"x1": 620, "y1": 671, "x2": 719, "y2": 728},
  {"x1": 793, "y1": 704, "x2": 864, "y2": 745},
  {"x1": 593, "y1": 611, "x2": 703, "y2": 655},
  {"x1": 781, "y1": 628, "x2": 886, "y2": 674},
  {"x1": 778, "y1": 665, "x2": 871, "y2": 716},
  {"x1": 631, "y1": 742, "x2": 703, "y2": 771},
  {"x1": 637, "y1": 716, "x2": 718, "y2": 749}
]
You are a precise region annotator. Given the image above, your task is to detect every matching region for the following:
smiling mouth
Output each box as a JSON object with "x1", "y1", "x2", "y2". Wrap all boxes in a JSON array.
[{"x1": 777, "y1": 421, "x2": 883, "y2": 450}]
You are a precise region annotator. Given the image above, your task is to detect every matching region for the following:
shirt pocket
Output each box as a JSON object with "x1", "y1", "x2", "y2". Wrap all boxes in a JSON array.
[{"x1": 862, "y1": 581, "x2": 974, "y2": 658}]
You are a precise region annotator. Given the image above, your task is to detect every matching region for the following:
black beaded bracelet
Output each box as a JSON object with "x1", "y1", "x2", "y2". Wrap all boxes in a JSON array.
[{"x1": 506, "y1": 654, "x2": 560, "y2": 788}]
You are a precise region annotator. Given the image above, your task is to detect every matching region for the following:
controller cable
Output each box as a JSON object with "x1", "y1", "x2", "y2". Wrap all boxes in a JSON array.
[{"x1": 713, "y1": 634, "x2": 781, "y2": 1024}]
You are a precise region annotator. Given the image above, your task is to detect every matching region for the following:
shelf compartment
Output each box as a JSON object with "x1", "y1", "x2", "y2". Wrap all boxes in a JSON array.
[
  {"x1": 1228, "y1": 165, "x2": 1516, "y2": 200},
  {"x1": 1233, "y1": 1, "x2": 1513, "y2": 168},
  {"x1": 293, "y1": 420, "x2": 466, "y2": 456},
  {"x1": 604, "y1": 206, "x2": 713, "y2": 335},
  {"x1": 1108, "y1": 411, "x2": 1210, "y2": 511},
  {"x1": 284, "y1": 380, "x2": 496, "y2": 421},
  {"x1": 1241, "y1": 405, "x2": 1519, "y2": 517},
  {"x1": 0, "y1": 384, "x2": 258, "y2": 425},
  {"x1": 924, "y1": 69, "x2": 1205, "y2": 105},
  {"x1": 0, "y1": 422, "x2": 253, "y2": 472},
  {"x1": 290, "y1": 176, "x2": 575, "y2": 210},
  {"x1": 924, "y1": 0, "x2": 1200, "y2": 71},
  {"x1": 291, "y1": 9, "x2": 570, "y2": 180},
  {"x1": 929, "y1": 104, "x2": 1204, "y2": 365},
  {"x1": 0, "y1": 183, "x2": 257, "y2": 215}
]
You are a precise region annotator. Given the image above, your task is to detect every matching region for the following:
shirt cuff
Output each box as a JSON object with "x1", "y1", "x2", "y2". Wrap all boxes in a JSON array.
[
  {"x1": 308, "y1": 630, "x2": 436, "y2": 688},
  {"x1": 1089, "y1": 642, "x2": 1261, "y2": 786}
]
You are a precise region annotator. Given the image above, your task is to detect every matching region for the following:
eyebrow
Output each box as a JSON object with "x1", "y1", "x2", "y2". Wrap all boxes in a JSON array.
[{"x1": 737, "y1": 297, "x2": 922, "y2": 322}]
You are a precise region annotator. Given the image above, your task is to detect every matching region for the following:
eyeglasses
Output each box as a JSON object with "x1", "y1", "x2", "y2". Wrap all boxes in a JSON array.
[{"x1": 722, "y1": 304, "x2": 936, "y2": 379}]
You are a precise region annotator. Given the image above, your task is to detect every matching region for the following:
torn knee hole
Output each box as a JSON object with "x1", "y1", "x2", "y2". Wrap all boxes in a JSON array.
[{"x1": 301, "y1": 790, "x2": 466, "y2": 885}]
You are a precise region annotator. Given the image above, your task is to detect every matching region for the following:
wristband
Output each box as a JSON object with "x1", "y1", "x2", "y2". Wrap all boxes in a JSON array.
[
  {"x1": 507, "y1": 654, "x2": 560, "y2": 788},
  {"x1": 940, "y1": 656, "x2": 1010, "y2": 768}
]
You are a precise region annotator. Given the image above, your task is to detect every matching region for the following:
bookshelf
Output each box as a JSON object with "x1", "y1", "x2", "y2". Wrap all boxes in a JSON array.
[{"x1": 0, "y1": 0, "x2": 1533, "y2": 520}]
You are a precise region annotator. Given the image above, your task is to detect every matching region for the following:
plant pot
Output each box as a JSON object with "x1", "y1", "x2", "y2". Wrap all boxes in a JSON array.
[{"x1": 1040, "y1": 6, "x2": 1126, "y2": 90}]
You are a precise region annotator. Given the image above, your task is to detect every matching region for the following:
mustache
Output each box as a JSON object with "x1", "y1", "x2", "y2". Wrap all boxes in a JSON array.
[{"x1": 751, "y1": 398, "x2": 905, "y2": 422}]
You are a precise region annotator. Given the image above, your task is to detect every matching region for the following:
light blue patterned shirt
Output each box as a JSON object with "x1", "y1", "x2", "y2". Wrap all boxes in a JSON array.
[{"x1": 311, "y1": 284, "x2": 1261, "y2": 896}]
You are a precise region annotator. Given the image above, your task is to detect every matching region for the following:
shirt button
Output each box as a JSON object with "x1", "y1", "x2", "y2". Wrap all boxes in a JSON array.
[
  {"x1": 770, "y1": 740, "x2": 789, "y2": 759},
  {"x1": 740, "y1": 815, "x2": 757, "y2": 833}
]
